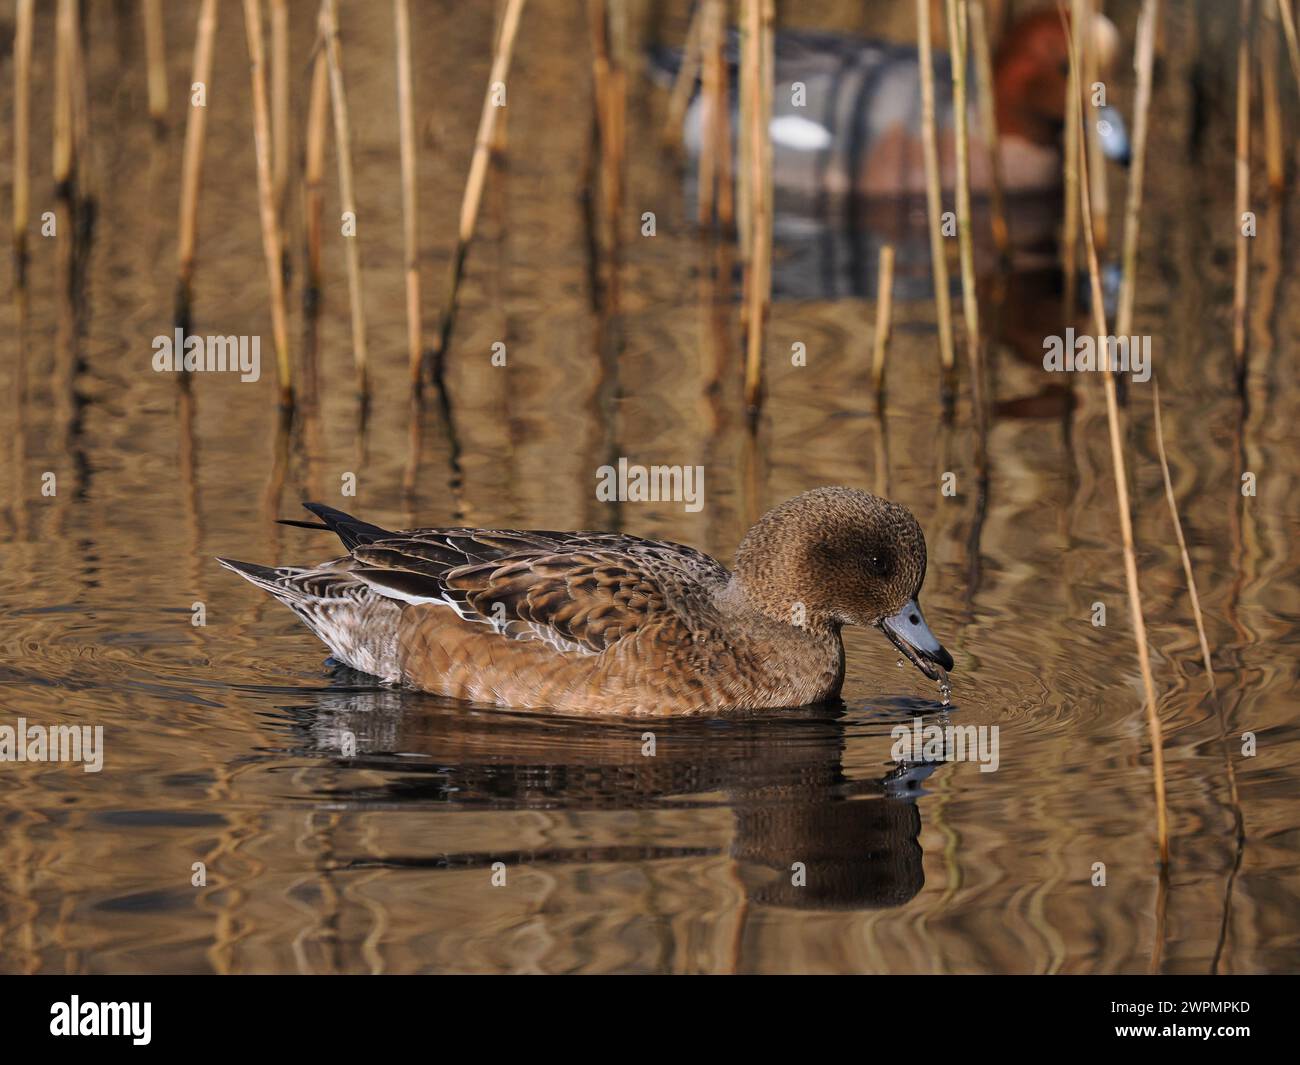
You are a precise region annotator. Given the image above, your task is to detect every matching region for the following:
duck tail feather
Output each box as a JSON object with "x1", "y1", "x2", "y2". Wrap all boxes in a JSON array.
[
  {"x1": 277, "y1": 518, "x2": 330, "y2": 532},
  {"x1": 299, "y1": 502, "x2": 395, "y2": 551},
  {"x1": 215, "y1": 557, "x2": 284, "y2": 586}
]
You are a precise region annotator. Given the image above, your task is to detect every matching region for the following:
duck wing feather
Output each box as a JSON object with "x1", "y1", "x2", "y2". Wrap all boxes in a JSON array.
[{"x1": 348, "y1": 529, "x2": 731, "y2": 656}]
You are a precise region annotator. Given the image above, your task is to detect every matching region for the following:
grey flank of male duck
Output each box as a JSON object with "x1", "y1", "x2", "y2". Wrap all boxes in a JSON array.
[{"x1": 218, "y1": 486, "x2": 953, "y2": 716}]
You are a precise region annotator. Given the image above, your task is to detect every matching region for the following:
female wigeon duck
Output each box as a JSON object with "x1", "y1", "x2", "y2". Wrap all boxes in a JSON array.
[
  {"x1": 677, "y1": 6, "x2": 1127, "y2": 200},
  {"x1": 219, "y1": 486, "x2": 953, "y2": 716}
]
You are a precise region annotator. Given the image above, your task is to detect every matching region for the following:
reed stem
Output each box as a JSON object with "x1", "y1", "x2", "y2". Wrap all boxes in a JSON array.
[
  {"x1": 1152, "y1": 378, "x2": 1216, "y2": 690},
  {"x1": 244, "y1": 0, "x2": 294, "y2": 407},
  {"x1": 916, "y1": 0, "x2": 956, "y2": 384},
  {"x1": 1082, "y1": 0, "x2": 1109, "y2": 251},
  {"x1": 736, "y1": 7, "x2": 753, "y2": 270},
  {"x1": 741, "y1": 0, "x2": 773, "y2": 415},
  {"x1": 1115, "y1": 0, "x2": 1212, "y2": 682},
  {"x1": 713, "y1": 7, "x2": 733, "y2": 228},
  {"x1": 53, "y1": 0, "x2": 76, "y2": 194},
  {"x1": 303, "y1": 32, "x2": 330, "y2": 309},
  {"x1": 271, "y1": 0, "x2": 290, "y2": 222},
  {"x1": 431, "y1": 0, "x2": 526, "y2": 374},
  {"x1": 395, "y1": 0, "x2": 423, "y2": 390},
  {"x1": 970, "y1": 0, "x2": 1008, "y2": 259},
  {"x1": 1277, "y1": 0, "x2": 1300, "y2": 93},
  {"x1": 1062, "y1": 0, "x2": 1082, "y2": 315},
  {"x1": 144, "y1": 0, "x2": 168, "y2": 126},
  {"x1": 12, "y1": 0, "x2": 33, "y2": 281},
  {"x1": 697, "y1": 0, "x2": 727, "y2": 227},
  {"x1": 491, "y1": 0, "x2": 512, "y2": 154},
  {"x1": 322, "y1": 0, "x2": 369, "y2": 397},
  {"x1": 662, "y1": 2, "x2": 704, "y2": 148},
  {"x1": 1233, "y1": 0, "x2": 1252, "y2": 378},
  {"x1": 176, "y1": 0, "x2": 219, "y2": 326},
  {"x1": 1070, "y1": 13, "x2": 1168, "y2": 869},
  {"x1": 592, "y1": 0, "x2": 626, "y2": 269},
  {"x1": 871, "y1": 244, "x2": 896, "y2": 397},
  {"x1": 587, "y1": 0, "x2": 627, "y2": 251},
  {"x1": 947, "y1": 0, "x2": 985, "y2": 455},
  {"x1": 1261, "y1": 1, "x2": 1284, "y2": 191},
  {"x1": 70, "y1": 0, "x2": 95, "y2": 209},
  {"x1": 1116, "y1": 0, "x2": 1158, "y2": 341}
]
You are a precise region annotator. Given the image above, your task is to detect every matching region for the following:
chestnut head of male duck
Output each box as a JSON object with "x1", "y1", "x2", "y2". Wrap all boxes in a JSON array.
[
  {"x1": 219, "y1": 486, "x2": 952, "y2": 716},
  {"x1": 994, "y1": 8, "x2": 1126, "y2": 166}
]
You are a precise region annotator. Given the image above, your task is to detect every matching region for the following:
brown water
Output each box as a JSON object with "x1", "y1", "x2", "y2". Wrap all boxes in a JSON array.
[{"x1": 1, "y1": 1, "x2": 1297, "y2": 974}]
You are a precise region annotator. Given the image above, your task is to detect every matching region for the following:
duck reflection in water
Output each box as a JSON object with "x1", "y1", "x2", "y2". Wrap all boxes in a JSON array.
[{"x1": 273, "y1": 673, "x2": 965, "y2": 912}]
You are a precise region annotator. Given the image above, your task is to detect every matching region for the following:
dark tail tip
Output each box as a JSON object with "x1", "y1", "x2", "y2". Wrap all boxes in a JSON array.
[
  {"x1": 277, "y1": 518, "x2": 330, "y2": 532},
  {"x1": 298, "y1": 503, "x2": 394, "y2": 551}
]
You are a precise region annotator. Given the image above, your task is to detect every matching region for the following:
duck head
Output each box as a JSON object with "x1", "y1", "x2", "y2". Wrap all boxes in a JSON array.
[
  {"x1": 734, "y1": 486, "x2": 954, "y2": 681},
  {"x1": 995, "y1": 7, "x2": 1128, "y2": 163}
]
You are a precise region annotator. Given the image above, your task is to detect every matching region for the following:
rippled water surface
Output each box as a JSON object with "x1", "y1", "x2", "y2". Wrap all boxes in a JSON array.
[{"x1": 0, "y1": 1, "x2": 1297, "y2": 973}]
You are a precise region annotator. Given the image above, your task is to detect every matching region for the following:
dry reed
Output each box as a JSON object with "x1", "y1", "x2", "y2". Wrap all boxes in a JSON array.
[
  {"x1": 431, "y1": 0, "x2": 526, "y2": 374},
  {"x1": 70, "y1": 1, "x2": 95, "y2": 210},
  {"x1": 1152, "y1": 379, "x2": 1216, "y2": 689},
  {"x1": 1278, "y1": 0, "x2": 1300, "y2": 91},
  {"x1": 697, "y1": 0, "x2": 720, "y2": 225},
  {"x1": 714, "y1": 6, "x2": 734, "y2": 228},
  {"x1": 175, "y1": 0, "x2": 219, "y2": 327},
  {"x1": 741, "y1": 0, "x2": 774, "y2": 415},
  {"x1": 1115, "y1": 0, "x2": 1214, "y2": 684},
  {"x1": 916, "y1": 0, "x2": 956, "y2": 386},
  {"x1": 871, "y1": 244, "x2": 896, "y2": 397},
  {"x1": 1116, "y1": 0, "x2": 1158, "y2": 341},
  {"x1": 970, "y1": 0, "x2": 1008, "y2": 259},
  {"x1": 587, "y1": 0, "x2": 628, "y2": 251},
  {"x1": 144, "y1": 0, "x2": 169, "y2": 126},
  {"x1": 322, "y1": 0, "x2": 369, "y2": 397},
  {"x1": 12, "y1": 0, "x2": 33, "y2": 281},
  {"x1": 271, "y1": 0, "x2": 290, "y2": 222},
  {"x1": 1262, "y1": 1, "x2": 1284, "y2": 191},
  {"x1": 1082, "y1": 0, "x2": 1109, "y2": 251},
  {"x1": 761, "y1": 0, "x2": 774, "y2": 347},
  {"x1": 1061, "y1": 0, "x2": 1083, "y2": 317},
  {"x1": 53, "y1": 0, "x2": 76, "y2": 194},
  {"x1": 491, "y1": 0, "x2": 512, "y2": 154},
  {"x1": 244, "y1": 0, "x2": 294, "y2": 408},
  {"x1": 947, "y1": 0, "x2": 986, "y2": 456},
  {"x1": 1233, "y1": 0, "x2": 1252, "y2": 378},
  {"x1": 738, "y1": 0, "x2": 755, "y2": 334},
  {"x1": 697, "y1": 0, "x2": 730, "y2": 227},
  {"x1": 662, "y1": 2, "x2": 704, "y2": 147},
  {"x1": 1069, "y1": 12, "x2": 1168, "y2": 868},
  {"x1": 395, "y1": 0, "x2": 423, "y2": 390},
  {"x1": 303, "y1": 34, "x2": 330, "y2": 309}
]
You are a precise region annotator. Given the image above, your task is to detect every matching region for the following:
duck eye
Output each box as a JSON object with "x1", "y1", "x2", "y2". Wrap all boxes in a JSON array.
[{"x1": 866, "y1": 554, "x2": 893, "y2": 579}]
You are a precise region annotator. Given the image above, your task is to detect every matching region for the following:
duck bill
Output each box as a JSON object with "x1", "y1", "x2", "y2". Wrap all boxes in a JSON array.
[{"x1": 878, "y1": 599, "x2": 954, "y2": 682}]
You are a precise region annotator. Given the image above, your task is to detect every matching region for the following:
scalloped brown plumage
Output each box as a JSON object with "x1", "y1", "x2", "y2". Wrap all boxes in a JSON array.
[{"x1": 218, "y1": 486, "x2": 952, "y2": 716}]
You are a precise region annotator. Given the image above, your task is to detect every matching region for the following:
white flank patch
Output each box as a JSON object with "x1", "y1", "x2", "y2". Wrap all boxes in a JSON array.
[{"x1": 769, "y1": 114, "x2": 832, "y2": 151}]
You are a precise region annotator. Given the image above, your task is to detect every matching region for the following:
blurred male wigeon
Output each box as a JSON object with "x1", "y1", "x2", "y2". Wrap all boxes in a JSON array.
[{"x1": 662, "y1": 6, "x2": 1128, "y2": 202}]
